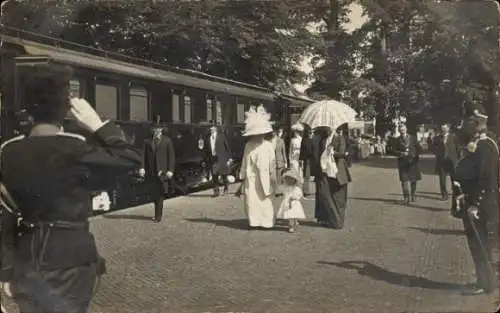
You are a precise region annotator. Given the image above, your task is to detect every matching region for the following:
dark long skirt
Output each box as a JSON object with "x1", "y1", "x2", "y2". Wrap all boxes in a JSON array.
[
  {"x1": 11, "y1": 262, "x2": 97, "y2": 313},
  {"x1": 315, "y1": 174, "x2": 348, "y2": 229}
]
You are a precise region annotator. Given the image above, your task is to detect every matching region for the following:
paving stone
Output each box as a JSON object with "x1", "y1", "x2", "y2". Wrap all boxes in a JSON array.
[{"x1": 2, "y1": 156, "x2": 499, "y2": 312}]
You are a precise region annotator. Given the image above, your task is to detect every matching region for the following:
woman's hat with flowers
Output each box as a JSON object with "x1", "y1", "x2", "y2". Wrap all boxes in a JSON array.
[{"x1": 242, "y1": 105, "x2": 274, "y2": 137}]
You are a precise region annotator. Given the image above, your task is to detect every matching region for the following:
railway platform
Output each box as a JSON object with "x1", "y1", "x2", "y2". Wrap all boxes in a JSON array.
[{"x1": 3, "y1": 156, "x2": 499, "y2": 313}]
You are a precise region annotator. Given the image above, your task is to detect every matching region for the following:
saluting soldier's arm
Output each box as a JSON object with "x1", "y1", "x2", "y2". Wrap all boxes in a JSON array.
[{"x1": 74, "y1": 122, "x2": 142, "y2": 190}]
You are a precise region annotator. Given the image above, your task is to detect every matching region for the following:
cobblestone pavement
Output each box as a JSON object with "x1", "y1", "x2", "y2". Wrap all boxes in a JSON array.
[{"x1": 3, "y1": 156, "x2": 500, "y2": 313}]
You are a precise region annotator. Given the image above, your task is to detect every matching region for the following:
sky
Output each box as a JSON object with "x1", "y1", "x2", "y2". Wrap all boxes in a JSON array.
[{"x1": 295, "y1": 2, "x2": 368, "y2": 93}]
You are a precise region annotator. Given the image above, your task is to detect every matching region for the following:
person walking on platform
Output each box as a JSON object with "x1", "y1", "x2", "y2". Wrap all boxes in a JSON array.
[
  {"x1": 139, "y1": 125, "x2": 176, "y2": 222},
  {"x1": 289, "y1": 123, "x2": 303, "y2": 178},
  {"x1": 393, "y1": 124, "x2": 422, "y2": 204},
  {"x1": 204, "y1": 124, "x2": 232, "y2": 197},
  {"x1": 455, "y1": 112, "x2": 499, "y2": 295},
  {"x1": 433, "y1": 123, "x2": 460, "y2": 200},
  {"x1": 237, "y1": 105, "x2": 276, "y2": 230},
  {"x1": 311, "y1": 125, "x2": 351, "y2": 229},
  {"x1": 299, "y1": 126, "x2": 314, "y2": 198},
  {"x1": 0, "y1": 64, "x2": 141, "y2": 313},
  {"x1": 270, "y1": 126, "x2": 287, "y2": 196}
]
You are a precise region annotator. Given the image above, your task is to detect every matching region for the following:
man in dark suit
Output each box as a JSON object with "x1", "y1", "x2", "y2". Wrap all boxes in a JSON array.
[
  {"x1": 433, "y1": 123, "x2": 461, "y2": 200},
  {"x1": 205, "y1": 124, "x2": 232, "y2": 197},
  {"x1": 393, "y1": 124, "x2": 423, "y2": 204},
  {"x1": 139, "y1": 125, "x2": 176, "y2": 222}
]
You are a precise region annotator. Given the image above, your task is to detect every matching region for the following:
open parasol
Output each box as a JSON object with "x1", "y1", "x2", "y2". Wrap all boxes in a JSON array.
[{"x1": 298, "y1": 99, "x2": 357, "y2": 130}]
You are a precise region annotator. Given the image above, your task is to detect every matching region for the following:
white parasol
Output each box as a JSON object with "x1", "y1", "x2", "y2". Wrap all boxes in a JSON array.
[{"x1": 298, "y1": 99, "x2": 357, "y2": 130}]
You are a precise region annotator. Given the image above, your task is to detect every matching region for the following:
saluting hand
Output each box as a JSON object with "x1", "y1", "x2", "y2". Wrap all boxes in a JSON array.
[{"x1": 69, "y1": 97, "x2": 105, "y2": 133}]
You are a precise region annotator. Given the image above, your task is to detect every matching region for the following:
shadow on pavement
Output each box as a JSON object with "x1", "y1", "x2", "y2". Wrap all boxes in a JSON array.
[
  {"x1": 358, "y1": 156, "x2": 436, "y2": 175},
  {"x1": 185, "y1": 218, "x2": 288, "y2": 232},
  {"x1": 349, "y1": 196, "x2": 448, "y2": 212},
  {"x1": 318, "y1": 260, "x2": 464, "y2": 290},
  {"x1": 102, "y1": 214, "x2": 151, "y2": 221},
  {"x1": 387, "y1": 192, "x2": 443, "y2": 201},
  {"x1": 407, "y1": 227, "x2": 464, "y2": 236}
]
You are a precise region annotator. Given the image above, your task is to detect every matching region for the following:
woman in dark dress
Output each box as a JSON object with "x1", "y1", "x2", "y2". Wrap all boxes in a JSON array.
[{"x1": 311, "y1": 125, "x2": 352, "y2": 229}]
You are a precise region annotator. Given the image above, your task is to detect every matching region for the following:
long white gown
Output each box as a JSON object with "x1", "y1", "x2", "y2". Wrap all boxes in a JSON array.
[
  {"x1": 240, "y1": 139, "x2": 276, "y2": 228},
  {"x1": 289, "y1": 136, "x2": 302, "y2": 178}
]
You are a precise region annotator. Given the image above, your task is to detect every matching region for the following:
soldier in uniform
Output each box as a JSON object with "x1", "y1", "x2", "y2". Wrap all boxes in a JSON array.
[
  {"x1": 455, "y1": 111, "x2": 500, "y2": 295},
  {"x1": 0, "y1": 64, "x2": 141, "y2": 312}
]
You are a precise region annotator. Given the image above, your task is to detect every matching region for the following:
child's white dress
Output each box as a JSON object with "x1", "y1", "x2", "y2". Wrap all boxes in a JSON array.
[{"x1": 277, "y1": 185, "x2": 306, "y2": 219}]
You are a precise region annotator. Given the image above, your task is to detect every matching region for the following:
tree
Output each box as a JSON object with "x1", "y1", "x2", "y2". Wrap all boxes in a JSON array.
[{"x1": 1, "y1": 0, "x2": 321, "y2": 92}]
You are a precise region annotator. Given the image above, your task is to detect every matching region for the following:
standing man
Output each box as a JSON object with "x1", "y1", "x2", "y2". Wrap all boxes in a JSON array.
[
  {"x1": 205, "y1": 124, "x2": 232, "y2": 197},
  {"x1": 270, "y1": 126, "x2": 287, "y2": 196},
  {"x1": 393, "y1": 124, "x2": 423, "y2": 204},
  {"x1": 457, "y1": 113, "x2": 499, "y2": 295},
  {"x1": 139, "y1": 125, "x2": 175, "y2": 222},
  {"x1": 433, "y1": 123, "x2": 461, "y2": 200}
]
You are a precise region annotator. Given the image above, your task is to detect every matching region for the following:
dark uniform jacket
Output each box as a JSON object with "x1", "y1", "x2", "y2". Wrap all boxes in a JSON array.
[
  {"x1": 0, "y1": 122, "x2": 141, "y2": 272},
  {"x1": 142, "y1": 135, "x2": 176, "y2": 194},
  {"x1": 204, "y1": 131, "x2": 232, "y2": 175},
  {"x1": 468, "y1": 135, "x2": 500, "y2": 240}
]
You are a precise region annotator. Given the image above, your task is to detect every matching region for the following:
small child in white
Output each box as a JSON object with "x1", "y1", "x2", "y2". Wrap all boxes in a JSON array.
[{"x1": 277, "y1": 168, "x2": 306, "y2": 233}]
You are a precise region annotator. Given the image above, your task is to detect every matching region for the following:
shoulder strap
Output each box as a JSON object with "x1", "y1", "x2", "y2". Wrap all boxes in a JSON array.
[
  {"x1": 56, "y1": 132, "x2": 86, "y2": 142},
  {"x1": 0, "y1": 183, "x2": 18, "y2": 214},
  {"x1": 0, "y1": 135, "x2": 25, "y2": 156}
]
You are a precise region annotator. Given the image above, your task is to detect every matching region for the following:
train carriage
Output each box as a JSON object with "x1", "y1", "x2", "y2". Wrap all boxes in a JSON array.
[{"x1": 0, "y1": 26, "x2": 313, "y2": 209}]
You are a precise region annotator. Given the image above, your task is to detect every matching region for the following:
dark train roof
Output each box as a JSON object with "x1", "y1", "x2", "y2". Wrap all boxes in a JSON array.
[{"x1": 0, "y1": 26, "x2": 314, "y2": 106}]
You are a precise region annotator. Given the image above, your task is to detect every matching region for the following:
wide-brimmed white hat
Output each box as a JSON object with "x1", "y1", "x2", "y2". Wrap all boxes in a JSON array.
[
  {"x1": 291, "y1": 123, "x2": 304, "y2": 132},
  {"x1": 242, "y1": 105, "x2": 274, "y2": 137},
  {"x1": 282, "y1": 168, "x2": 303, "y2": 185}
]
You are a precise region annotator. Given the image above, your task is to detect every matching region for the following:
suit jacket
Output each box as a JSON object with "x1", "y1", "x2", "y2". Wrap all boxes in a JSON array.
[
  {"x1": 331, "y1": 134, "x2": 352, "y2": 185},
  {"x1": 274, "y1": 136, "x2": 287, "y2": 170},
  {"x1": 393, "y1": 134, "x2": 422, "y2": 182},
  {"x1": 204, "y1": 132, "x2": 232, "y2": 175},
  {"x1": 433, "y1": 132, "x2": 460, "y2": 166},
  {"x1": 143, "y1": 135, "x2": 176, "y2": 192}
]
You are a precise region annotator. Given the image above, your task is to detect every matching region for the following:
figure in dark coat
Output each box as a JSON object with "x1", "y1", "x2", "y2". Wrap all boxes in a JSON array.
[
  {"x1": 204, "y1": 125, "x2": 232, "y2": 197},
  {"x1": 456, "y1": 114, "x2": 500, "y2": 295},
  {"x1": 0, "y1": 64, "x2": 141, "y2": 313},
  {"x1": 140, "y1": 126, "x2": 176, "y2": 222},
  {"x1": 392, "y1": 124, "x2": 422, "y2": 204},
  {"x1": 299, "y1": 126, "x2": 314, "y2": 197},
  {"x1": 311, "y1": 125, "x2": 352, "y2": 229},
  {"x1": 433, "y1": 123, "x2": 461, "y2": 200}
]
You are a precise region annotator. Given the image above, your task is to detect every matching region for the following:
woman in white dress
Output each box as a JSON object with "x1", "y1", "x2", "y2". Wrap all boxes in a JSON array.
[
  {"x1": 289, "y1": 123, "x2": 303, "y2": 178},
  {"x1": 237, "y1": 106, "x2": 276, "y2": 229}
]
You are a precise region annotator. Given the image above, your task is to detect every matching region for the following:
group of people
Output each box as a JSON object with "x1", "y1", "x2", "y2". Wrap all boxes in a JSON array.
[
  {"x1": 236, "y1": 105, "x2": 352, "y2": 232},
  {"x1": 390, "y1": 111, "x2": 500, "y2": 296}
]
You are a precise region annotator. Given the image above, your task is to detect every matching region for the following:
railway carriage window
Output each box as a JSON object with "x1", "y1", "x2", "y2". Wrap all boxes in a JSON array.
[
  {"x1": 129, "y1": 87, "x2": 149, "y2": 122},
  {"x1": 215, "y1": 99, "x2": 222, "y2": 124},
  {"x1": 95, "y1": 84, "x2": 118, "y2": 120},
  {"x1": 237, "y1": 102, "x2": 245, "y2": 124},
  {"x1": 172, "y1": 94, "x2": 180, "y2": 122},
  {"x1": 70, "y1": 80, "x2": 80, "y2": 98},
  {"x1": 184, "y1": 95, "x2": 192, "y2": 123},
  {"x1": 206, "y1": 98, "x2": 213, "y2": 122}
]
